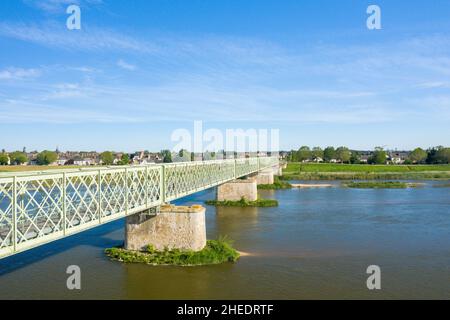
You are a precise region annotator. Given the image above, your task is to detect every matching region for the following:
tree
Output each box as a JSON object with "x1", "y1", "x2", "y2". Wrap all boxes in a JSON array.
[
  {"x1": 0, "y1": 153, "x2": 9, "y2": 165},
  {"x1": 9, "y1": 151, "x2": 28, "y2": 165},
  {"x1": 118, "y1": 153, "x2": 130, "y2": 165},
  {"x1": 435, "y1": 147, "x2": 450, "y2": 164},
  {"x1": 100, "y1": 151, "x2": 114, "y2": 165},
  {"x1": 323, "y1": 146, "x2": 336, "y2": 162},
  {"x1": 177, "y1": 149, "x2": 191, "y2": 162},
  {"x1": 335, "y1": 146, "x2": 351, "y2": 163},
  {"x1": 350, "y1": 151, "x2": 361, "y2": 164},
  {"x1": 409, "y1": 148, "x2": 427, "y2": 164},
  {"x1": 161, "y1": 150, "x2": 172, "y2": 163},
  {"x1": 297, "y1": 146, "x2": 311, "y2": 162},
  {"x1": 311, "y1": 147, "x2": 324, "y2": 160},
  {"x1": 368, "y1": 147, "x2": 387, "y2": 164},
  {"x1": 36, "y1": 150, "x2": 58, "y2": 165},
  {"x1": 426, "y1": 146, "x2": 450, "y2": 164},
  {"x1": 288, "y1": 150, "x2": 298, "y2": 162}
]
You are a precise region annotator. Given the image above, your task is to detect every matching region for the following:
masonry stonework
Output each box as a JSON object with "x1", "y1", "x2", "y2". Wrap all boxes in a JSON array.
[
  {"x1": 125, "y1": 204, "x2": 206, "y2": 252},
  {"x1": 255, "y1": 169, "x2": 274, "y2": 185},
  {"x1": 217, "y1": 178, "x2": 257, "y2": 201}
]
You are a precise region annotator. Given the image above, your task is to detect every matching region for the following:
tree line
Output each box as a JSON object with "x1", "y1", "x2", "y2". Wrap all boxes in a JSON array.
[
  {"x1": 288, "y1": 146, "x2": 450, "y2": 164},
  {"x1": 0, "y1": 150, "x2": 58, "y2": 166}
]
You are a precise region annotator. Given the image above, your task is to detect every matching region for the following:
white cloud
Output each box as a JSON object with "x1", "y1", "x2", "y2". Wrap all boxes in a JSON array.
[
  {"x1": 0, "y1": 68, "x2": 41, "y2": 80},
  {"x1": 22, "y1": 0, "x2": 102, "y2": 13},
  {"x1": 0, "y1": 22, "x2": 157, "y2": 53},
  {"x1": 117, "y1": 59, "x2": 137, "y2": 71}
]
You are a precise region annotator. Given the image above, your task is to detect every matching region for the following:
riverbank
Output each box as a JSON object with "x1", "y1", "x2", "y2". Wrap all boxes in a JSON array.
[
  {"x1": 105, "y1": 239, "x2": 240, "y2": 266},
  {"x1": 282, "y1": 163, "x2": 450, "y2": 180}
]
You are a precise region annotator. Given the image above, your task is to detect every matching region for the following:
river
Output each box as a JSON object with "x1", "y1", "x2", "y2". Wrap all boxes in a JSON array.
[{"x1": 0, "y1": 180, "x2": 449, "y2": 299}]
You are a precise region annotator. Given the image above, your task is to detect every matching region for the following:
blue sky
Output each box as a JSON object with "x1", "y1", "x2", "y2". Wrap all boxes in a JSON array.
[{"x1": 0, "y1": 0, "x2": 449, "y2": 152}]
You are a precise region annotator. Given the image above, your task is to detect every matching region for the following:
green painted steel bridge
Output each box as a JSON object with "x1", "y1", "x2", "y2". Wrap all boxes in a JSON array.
[{"x1": 0, "y1": 156, "x2": 279, "y2": 259}]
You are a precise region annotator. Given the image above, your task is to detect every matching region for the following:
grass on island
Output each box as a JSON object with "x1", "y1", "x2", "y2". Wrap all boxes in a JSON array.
[
  {"x1": 105, "y1": 238, "x2": 240, "y2": 266},
  {"x1": 205, "y1": 197, "x2": 278, "y2": 207},
  {"x1": 433, "y1": 183, "x2": 450, "y2": 188},
  {"x1": 257, "y1": 177, "x2": 292, "y2": 190},
  {"x1": 281, "y1": 163, "x2": 450, "y2": 180},
  {"x1": 344, "y1": 181, "x2": 413, "y2": 189}
]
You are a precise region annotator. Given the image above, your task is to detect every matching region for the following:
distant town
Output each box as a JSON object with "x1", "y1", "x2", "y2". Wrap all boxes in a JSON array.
[{"x1": 0, "y1": 146, "x2": 449, "y2": 167}]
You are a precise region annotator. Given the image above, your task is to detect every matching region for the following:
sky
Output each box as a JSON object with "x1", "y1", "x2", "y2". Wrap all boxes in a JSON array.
[{"x1": 0, "y1": 0, "x2": 449, "y2": 152}]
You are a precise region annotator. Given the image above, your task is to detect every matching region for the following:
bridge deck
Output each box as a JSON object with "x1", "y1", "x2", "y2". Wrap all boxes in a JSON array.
[{"x1": 0, "y1": 157, "x2": 278, "y2": 258}]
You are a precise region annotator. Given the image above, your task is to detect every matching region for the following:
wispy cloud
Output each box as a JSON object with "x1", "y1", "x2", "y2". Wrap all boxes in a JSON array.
[
  {"x1": 0, "y1": 22, "x2": 157, "y2": 53},
  {"x1": 0, "y1": 67, "x2": 41, "y2": 80},
  {"x1": 22, "y1": 0, "x2": 103, "y2": 13},
  {"x1": 117, "y1": 59, "x2": 136, "y2": 71}
]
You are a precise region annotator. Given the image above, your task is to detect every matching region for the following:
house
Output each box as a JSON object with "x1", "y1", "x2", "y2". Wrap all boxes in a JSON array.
[{"x1": 56, "y1": 159, "x2": 68, "y2": 166}]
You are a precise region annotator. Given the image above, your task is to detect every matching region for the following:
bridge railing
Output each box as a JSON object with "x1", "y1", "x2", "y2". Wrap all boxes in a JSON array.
[{"x1": 0, "y1": 156, "x2": 278, "y2": 258}]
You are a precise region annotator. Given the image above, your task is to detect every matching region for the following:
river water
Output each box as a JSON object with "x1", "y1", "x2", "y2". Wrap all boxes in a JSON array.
[{"x1": 0, "y1": 180, "x2": 449, "y2": 299}]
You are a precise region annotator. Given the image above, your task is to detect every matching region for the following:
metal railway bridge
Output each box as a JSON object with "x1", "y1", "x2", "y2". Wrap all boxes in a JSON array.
[{"x1": 0, "y1": 156, "x2": 278, "y2": 259}]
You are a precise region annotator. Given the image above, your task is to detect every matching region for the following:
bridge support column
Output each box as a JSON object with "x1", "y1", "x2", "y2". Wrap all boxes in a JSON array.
[
  {"x1": 217, "y1": 178, "x2": 257, "y2": 201},
  {"x1": 273, "y1": 166, "x2": 282, "y2": 176},
  {"x1": 255, "y1": 169, "x2": 274, "y2": 185},
  {"x1": 125, "y1": 204, "x2": 206, "y2": 252}
]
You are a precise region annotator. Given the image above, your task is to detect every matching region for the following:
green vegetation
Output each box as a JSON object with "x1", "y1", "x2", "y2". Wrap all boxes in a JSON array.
[
  {"x1": 161, "y1": 149, "x2": 172, "y2": 163},
  {"x1": 368, "y1": 147, "x2": 387, "y2": 164},
  {"x1": 284, "y1": 163, "x2": 450, "y2": 173},
  {"x1": 335, "y1": 146, "x2": 351, "y2": 163},
  {"x1": 36, "y1": 150, "x2": 58, "y2": 165},
  {"x1": 0, "y1": 153, "x2": 8, "y2": 165},
  {"x1": 100, "y1": 151, "x2": 114, "y2": 165},
  {"x1": 426, "y1": 146, "x2": 450, "y2": 164},
  {"x1": 409, "y1": 147, "x2": 428, "y2": 164},
  {"x1": 282, "y1": 162, "x2": 450, "y2": 180},
  {"x1": 345, "y1": 181, "x2": 409, "y2": 189},
  {"x1": 205, "y1": 197, "x2": 278, "y2": 207},
  {"x1": 257, "y1": 177, "x2": 292, "y2": 189},
  {"x1": 105, "y1": 238, "x2": 240, "y2": 266},
  {"x1": 118, "y1": 153, "x2": 130, "y2": 165},
  {"x1": 433, "y1": 183, "x2": 450, "y2": 188},
  {"x1": 323, "y1": 146, "x2": 335, "y2": 162},
  {"x1": 9, "y1": 151, "x2": 28, "y2": 165}
]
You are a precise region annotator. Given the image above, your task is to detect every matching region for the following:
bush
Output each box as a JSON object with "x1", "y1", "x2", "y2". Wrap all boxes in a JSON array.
[
  {"x1": 105, "y1": 238, "x2": 240, "y2": 266},
  {"x1": 205, "y1": 197, "x2": 278, "y2": 207}
]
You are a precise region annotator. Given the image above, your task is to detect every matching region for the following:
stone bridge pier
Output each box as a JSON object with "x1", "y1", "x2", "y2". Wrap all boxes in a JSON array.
[
  {"x1": 217, "y1": 164, "x2": 283, "y2": 201},
  {"x1": 125, "y1": 204, "x2": 206, "y2": 252}
]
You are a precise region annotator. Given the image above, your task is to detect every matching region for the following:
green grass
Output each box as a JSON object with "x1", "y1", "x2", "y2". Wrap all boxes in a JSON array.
[
  {"x1": 105, "y1": 238, "x2": 240, "y2": 266},
  {"x1": 345, "y1": 181, "x2": 409, "y2": 189},
  {"x1": 257, "y1": 177, "x2": 292, "y2": 189},
  {"x1": 285, "y1": 162, "x2": 450, "y2": 173},
  {"x1": 205, "y1": 197, "x2": 278, "y2": 207},
  {"x1": 282, "y1": 163, "x2": 450, "y2": 180}
]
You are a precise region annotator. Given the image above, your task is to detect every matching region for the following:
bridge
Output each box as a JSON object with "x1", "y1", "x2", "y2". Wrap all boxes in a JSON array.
[{"x1": 0, "y1": 156, "x2": 279, "y2": 259}]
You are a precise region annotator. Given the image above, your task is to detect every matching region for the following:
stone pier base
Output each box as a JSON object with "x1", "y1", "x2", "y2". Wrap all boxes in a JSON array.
[
  {"x1": 217, "y1": 178, "x2": 257, "y2": 201},
  {"x1": 125, "y1": 204, "x2": 206, "y2": 252},
  {"x1": 273, "y1": 166, "x2": 283, "y2": 176},
  {"x1": 255, "y1": 169, "x2": 274, "y2": 185}
]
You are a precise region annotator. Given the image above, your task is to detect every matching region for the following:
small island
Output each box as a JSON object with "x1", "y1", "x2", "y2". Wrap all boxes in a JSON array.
[
  {"x1": 344, "y1": 181, "x2": 422, "y2": 189},
  {"x1": 105, "y1": 238, "x2": 240, "y2": 266},
  {"x1": 205, "y1": 198, "x2": 278, "y2": 207}
]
